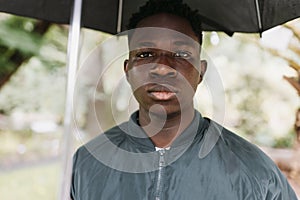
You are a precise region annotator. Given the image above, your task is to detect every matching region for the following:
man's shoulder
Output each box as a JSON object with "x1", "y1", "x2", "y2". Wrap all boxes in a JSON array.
[
  {"x1": 205, "y1": 119, "x2": 281, "y2": 177},
  {"x1": 220, "y1": 125, "x2": 270, "y2": 162},
  {"x1": 88, "y1": 122, "x2": 128, "y2": 147},
  {"x1": 200, "y1": 119, "x2": 297, "y2": 199},
  {"x1": 73, "y1": 122, "x2": 129, "y2": 166}
]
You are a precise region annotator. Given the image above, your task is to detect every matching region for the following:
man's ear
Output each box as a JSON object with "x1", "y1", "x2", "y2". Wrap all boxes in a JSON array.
[
  {"x1": 199, "y1": 60, "x2": 207, "y2": 83},
  {"x1": 124, "y1": 59, "x2": 129, "y2": 79}
]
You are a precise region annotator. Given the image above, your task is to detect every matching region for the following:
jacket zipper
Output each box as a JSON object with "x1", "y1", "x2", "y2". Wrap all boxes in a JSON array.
[{"x1": 155, "y1": 148, "x2": 166, "y2": 200}]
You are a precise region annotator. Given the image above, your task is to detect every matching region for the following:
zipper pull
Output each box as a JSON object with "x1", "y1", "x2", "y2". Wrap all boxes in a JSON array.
[
  {"x1": 155, "y1": 147, "x2": 170, "y2": 167},
  {"x1": 159, "y1": 149, "x2": 165, "y2": 167}
]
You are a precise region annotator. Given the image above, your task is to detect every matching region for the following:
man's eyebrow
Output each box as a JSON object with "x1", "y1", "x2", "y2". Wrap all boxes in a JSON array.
[
  {"x1": 173, "y1": 40, "x2": 195, "y2": 46},
  {"x1": 136, "y1": 41, "x2": 155, "y2": 47},
  {"x1": 130, "y1": 41, "x2": 155, "y2": 50}
]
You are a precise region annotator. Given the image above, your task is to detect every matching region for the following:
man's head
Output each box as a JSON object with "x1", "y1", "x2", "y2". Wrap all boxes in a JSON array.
[
  {"x1": 127, "y1": 0, "x2": 203, "y2": 44},
  {"x1": 124, "y1": 0, "x2": 207, "y2": 117}
]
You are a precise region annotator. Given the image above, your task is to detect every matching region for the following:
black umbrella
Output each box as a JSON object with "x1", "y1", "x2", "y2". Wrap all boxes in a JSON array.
[
  {"x1": 0, "y1": 1, "x2": 299, "y2": 200},
  {"x1": 0, "y1": 0, "x2": 299, "y2": 34}
]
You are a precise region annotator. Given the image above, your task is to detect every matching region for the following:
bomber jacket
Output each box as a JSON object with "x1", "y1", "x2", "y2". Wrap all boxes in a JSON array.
[{"x1": 71, "y1": 110, "x2": 297, "y2": 200}]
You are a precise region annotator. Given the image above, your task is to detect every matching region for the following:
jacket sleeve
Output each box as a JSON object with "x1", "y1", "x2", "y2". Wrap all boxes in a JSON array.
[
  {"x1": 264, "y1": 169, "x2": 298, "y2": 200},
  {"x1": 70, "y1": 150, "x2": 79, "y2": 200}
]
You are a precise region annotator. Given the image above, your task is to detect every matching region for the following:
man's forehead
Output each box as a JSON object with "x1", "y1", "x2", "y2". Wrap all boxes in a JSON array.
[{"x1": 129, "y1": 27, "x2": 199, "y2": 49}]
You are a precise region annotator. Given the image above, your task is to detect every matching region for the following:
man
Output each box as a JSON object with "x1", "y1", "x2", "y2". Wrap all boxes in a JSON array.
[{"x1": 71, "y1": 0, "x2": 297, "y2": 199}]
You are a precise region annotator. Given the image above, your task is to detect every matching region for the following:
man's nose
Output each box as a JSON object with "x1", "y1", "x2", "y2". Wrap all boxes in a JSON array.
[{"x1": 149, "y1": 55, "x2": 177, "y2": 78}]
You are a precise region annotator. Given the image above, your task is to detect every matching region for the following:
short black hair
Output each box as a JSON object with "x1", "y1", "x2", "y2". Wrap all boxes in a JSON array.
[{"x1": 127, "y1": 0, "x2": 203, "y2": 44}]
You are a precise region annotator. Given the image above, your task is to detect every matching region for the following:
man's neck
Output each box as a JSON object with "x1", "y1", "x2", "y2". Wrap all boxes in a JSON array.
[{"x1": 138, "y1": 108, "x2": 195, "y2": 148}]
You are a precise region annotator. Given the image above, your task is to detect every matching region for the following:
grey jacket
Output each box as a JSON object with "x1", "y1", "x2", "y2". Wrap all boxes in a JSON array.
[{"x1": 71, "y1": 111, "x2": 297, "y2": 200}]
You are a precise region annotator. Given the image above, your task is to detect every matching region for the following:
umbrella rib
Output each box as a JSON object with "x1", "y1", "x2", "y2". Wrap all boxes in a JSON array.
[
  {"x1": 254, "y1": 0, "x2": 263, "y2": 32},
  {"x1": 117, "y1": 0, "x2": 124, "y2": 33}
]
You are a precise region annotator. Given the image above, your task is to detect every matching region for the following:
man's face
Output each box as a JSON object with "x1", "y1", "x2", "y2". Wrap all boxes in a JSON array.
[{"x1": 124, "y1": 13, "x2": 207, "y2": 117}]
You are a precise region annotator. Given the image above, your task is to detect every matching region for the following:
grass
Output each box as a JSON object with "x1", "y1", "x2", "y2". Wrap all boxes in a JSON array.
[{"x1": 0, "y1": 162, "x2": 60, "y2": 200}]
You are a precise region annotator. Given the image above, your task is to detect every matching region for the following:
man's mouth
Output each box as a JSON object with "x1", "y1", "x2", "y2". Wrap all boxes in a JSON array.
[
  {"x1": 150, "y1": 91, "x2": 176, "y2": 100},
  {"x1": 147, "y1": 85, "x2": 178, "y2": 100}
]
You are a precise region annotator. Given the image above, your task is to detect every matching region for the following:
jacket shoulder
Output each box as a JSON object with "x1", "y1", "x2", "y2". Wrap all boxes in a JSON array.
[
  {"x1": 73, "y1": 122, "x2": 128, "y2": 166},
  {"x1": 203, "y1": 119, "x2": 297, "y2": 199}
]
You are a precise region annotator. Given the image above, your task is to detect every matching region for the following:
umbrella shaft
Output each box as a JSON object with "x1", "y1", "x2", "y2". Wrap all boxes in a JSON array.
[
  {"x1": 117, "y1": 0, "x2": 124, "y2": 33},
  {"x1": 59, "y1": 0, "x2": 83, "y2": 199},
  {"x1": 254, "y1": 0, "x2": 262, "y2": 32}
]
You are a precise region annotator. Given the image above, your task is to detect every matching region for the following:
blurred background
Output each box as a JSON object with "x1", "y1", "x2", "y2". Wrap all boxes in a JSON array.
[{"x1": 0, "y1": 12, "x2": 299, "y2": 199}]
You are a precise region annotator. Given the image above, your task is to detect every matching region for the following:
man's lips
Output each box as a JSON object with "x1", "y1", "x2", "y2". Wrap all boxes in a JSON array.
[
  {"x1": 149, "y1": 91, "x2": 177, "y2": 100},
  {"x1": 147, "y1": 85, "x2": 178, "y2": 100}
]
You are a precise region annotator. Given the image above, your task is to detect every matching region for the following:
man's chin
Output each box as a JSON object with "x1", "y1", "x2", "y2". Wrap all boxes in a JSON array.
[{"x1": 148, "y1": 105, "x2": 181, "y2": 119}]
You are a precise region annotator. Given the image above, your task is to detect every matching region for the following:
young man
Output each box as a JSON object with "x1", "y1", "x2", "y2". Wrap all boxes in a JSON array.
[{"x1": 71, "y1": 0, "x2": 297, "y2": 199}]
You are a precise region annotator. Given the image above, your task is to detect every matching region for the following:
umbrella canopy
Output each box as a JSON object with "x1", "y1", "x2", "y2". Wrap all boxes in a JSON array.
[{"x1": 0, "y1": 0, "x2": 299, "y2": 34}]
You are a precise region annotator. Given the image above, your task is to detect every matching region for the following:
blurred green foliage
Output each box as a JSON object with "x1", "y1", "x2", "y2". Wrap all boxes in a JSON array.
[
  {"x1": 0, "y1": 15, "x2": 68, "y2": 89},
  {"x1": 0, "y1": 17, "x2": 42, "y2": 54},
  {"x1": 0, "y1": 14, "x2": 68, "y2": 115},
  {"x1": 273, "y1": 129, "x2": 297, "y2": 148}
]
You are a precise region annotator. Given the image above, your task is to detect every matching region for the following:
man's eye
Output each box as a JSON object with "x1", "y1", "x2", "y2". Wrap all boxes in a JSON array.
[
  {"x1": 136, "y1": 52, "x2": 154, "y2": 58},
  {"x1": 174, "y1": 51, "x2": 191, "y2": 59}
]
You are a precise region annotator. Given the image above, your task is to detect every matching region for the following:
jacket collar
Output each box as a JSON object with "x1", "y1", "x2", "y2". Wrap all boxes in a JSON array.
[{"x1": 126, "y1": 110, "x2": 206, "y2": 151}]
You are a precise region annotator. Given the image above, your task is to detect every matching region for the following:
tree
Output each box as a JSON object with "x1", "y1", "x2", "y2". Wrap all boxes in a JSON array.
[
  {"x1": 0, "y1": 14, "x2": 68, "y2": 115},
  {"x1": 264, "y1": 19, "x2": 300, "y2": 145},
  {"x1": 0, "y1": 15, "x2": 58, "y2": 89}
]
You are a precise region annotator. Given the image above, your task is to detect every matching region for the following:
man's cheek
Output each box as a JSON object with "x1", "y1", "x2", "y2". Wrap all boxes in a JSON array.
[{"x1": 128, "y1": 70, "x2": 147, "y2": 90}]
